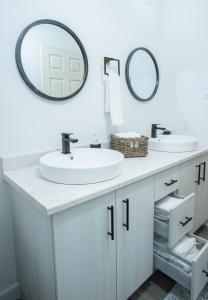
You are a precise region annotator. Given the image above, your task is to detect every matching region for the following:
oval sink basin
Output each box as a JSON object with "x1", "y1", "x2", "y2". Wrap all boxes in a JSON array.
[
  {"x1": 39, "y1": 148, "x2": 124, "y2": 184},
  {"x1": 149, "y1": 135, "x2": 198, "y2": 153}
]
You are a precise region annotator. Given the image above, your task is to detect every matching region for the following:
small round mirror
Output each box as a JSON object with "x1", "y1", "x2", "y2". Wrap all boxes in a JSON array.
[
  {"x1": 16, "y1": 19, "x2": 88, "y2": 101},
  {"x1": 125, "y1": 48, "x2": 159, "y2": 101}
]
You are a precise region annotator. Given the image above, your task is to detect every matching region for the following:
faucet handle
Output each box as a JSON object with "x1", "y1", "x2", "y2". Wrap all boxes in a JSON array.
[
  {"x1": 62, "y1": 132, "x2": 74, "y2": 138},
  {"x1": 152, "y1": 124, "x2": 166, "y2": 130}
]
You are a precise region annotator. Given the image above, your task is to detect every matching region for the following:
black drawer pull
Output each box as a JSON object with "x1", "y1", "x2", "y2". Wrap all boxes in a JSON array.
[
  {"x1": 123, "y1": 199, "x2": 129, "y2": 231},
  {"x1": 196, "y1": 164, "x2": 201, "y2": 185},
  {"x1": 164, "y1": 179, "x2": 178, "y2": 187},
  {"x1": 107, "y1": 206, "x2": 114, "y2": 240},
  {"x1": 201, "y1": 161, "x2": 206, "y2": 182},
  {"x1": 203, "y1": 270, "x2": 208, "y2": 277},
  {"x1": 179, "y1": 217, "x2": 193, "y2": 227}
]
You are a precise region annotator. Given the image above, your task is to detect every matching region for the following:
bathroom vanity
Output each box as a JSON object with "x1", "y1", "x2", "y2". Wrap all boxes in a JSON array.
[{"x1": 3, "y1": 148, "x2": 208, "y2": 300}]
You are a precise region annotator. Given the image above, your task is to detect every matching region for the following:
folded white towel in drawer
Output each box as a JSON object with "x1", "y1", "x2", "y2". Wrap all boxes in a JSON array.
[
  {"x1": 154, "y1": 209, "x2": 169, "y2": 222},
  {"x1": 155, "y1": 196, "x2": 182, "y2": 213},
  {"x1": 172, "y1": 236, "x2": 198, "y2": 261},
  {"x1": 154, "y1": 245, "x2": 192, "y2": 274}
]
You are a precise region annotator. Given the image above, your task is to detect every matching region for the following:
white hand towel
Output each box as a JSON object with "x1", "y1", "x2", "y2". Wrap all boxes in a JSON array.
[
  {"x1": 105, "y1": 73, "x2": 123, "y2": 126},
  {"x1": 114, "y1": 132, "x2": 141, "y2": 138},
  {"x1": 154, "y1": 245, "x2": 192, "y2": 273},
  {"x1": 172, "y1": 236, "x2": 197, "y2": 257},
  {"x1": 155, "y1": 196, "x2": 182, "y2": 213},
  {"x1": 104, "y1": 75, "x2": 110, "y2": 113}
]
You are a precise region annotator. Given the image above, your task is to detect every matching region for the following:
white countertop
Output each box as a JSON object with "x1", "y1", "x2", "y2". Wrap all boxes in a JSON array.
[{"x1": 3, "y1": 147, "x2": 208, "y2": 216}]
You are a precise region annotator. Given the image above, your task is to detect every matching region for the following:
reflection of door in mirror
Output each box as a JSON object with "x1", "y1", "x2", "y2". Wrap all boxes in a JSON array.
[{"x1": 41, "y1": 45, "x2": 84, "y2": 98}]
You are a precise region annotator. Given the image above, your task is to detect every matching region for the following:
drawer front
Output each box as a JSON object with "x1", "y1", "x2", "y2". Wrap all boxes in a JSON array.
[
  {"x1": 154, "y1": 253, "x2": 191, "y2": 292},
  {"x1": 155, "y1": 166, "x2": 179, "y2": 201},
  {"x1": 154, "y1": 235, "x2": 208, "y2": 300},
  {"x1": 191, "y1": 240, "x2": 208, "y2": 300},
  {"x1": 168, "y1": 193, "x2": 195, "y2": 248},
  {"x1": 154, "y1": 219, "x2": 168, "y2": 240}
]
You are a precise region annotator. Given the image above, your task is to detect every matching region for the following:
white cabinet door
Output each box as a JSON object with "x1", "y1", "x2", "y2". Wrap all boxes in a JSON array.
[
  {"x1": 179, "y1": 159, "x2": 196, "y2": 197},
  {"x1": 197, "y1": 154, "x2": 208, "y2": 228},
  {"x1": 116, "y1": 177, "x2": 155, "y2": 300},
  {"x1": 53, "y1": 193, "x2": 116, "y2": 300}
]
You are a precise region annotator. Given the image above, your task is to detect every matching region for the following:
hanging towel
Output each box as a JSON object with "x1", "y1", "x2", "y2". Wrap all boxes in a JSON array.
[{"x1": 105, "y1": 73, "x2": 123, "y2": 126}]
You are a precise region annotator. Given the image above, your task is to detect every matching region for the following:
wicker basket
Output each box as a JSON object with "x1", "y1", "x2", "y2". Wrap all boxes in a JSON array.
[{"x1": 111, "y1": 134, "x2": 148, "y2": 158}]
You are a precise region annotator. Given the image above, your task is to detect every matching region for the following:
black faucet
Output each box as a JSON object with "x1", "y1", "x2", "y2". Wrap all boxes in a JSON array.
[
  {"x1": 62, "y1": 132, "x2": 78, "y2": 154},
  {"x1": 151, "y1": 124, "x2": 166, "y2": 138}
]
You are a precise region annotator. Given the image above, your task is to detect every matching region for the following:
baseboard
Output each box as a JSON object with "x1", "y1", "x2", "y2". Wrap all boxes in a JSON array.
[{"x1": 0, "y1": 283, "x2": 19, "y2": 300}]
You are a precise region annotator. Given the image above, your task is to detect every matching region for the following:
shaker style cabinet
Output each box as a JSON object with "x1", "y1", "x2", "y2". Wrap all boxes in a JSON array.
[
  {"x1": 179, "y1": 154, "x2": 208, "y2": 231},
  {"x1": 53, "y1": 177, "x2": 155, "y2": 300}
]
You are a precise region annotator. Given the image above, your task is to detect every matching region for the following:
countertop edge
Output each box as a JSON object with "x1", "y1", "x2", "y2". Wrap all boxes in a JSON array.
[
  {"x1": 46, "y1": 149, "x2": 208, "y2": 215},
  {"x1": 3, "y1": 148, "x2": 208, "y2": 216}
]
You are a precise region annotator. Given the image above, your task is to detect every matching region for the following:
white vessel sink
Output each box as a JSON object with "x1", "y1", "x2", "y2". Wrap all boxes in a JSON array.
[
  {"x1": 39, "y1": 148, "x2": 124, "y2": 184},
  {"x1": 149, "y1": 135, "x2": 198, "y2": 153}
]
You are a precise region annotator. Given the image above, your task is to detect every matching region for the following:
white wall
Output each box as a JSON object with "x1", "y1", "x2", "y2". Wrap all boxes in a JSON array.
[
  {"x1": 162, "y1": 0, "x2": 208, "y2": 145},
  {"x1": 0, "y1": 0, "x2": 165, "y2": 157},
  {"x1": 0, "y1": 0, "x2": 165, "y2": 296}
]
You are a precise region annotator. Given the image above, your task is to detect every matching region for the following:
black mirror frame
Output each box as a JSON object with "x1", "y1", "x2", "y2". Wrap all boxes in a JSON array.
[
  {"x1": 125, "y1": 47, "x2": 159, "y2": 102},
  {"x1": 15, "y1": 19, "x2": 89, "y2": 101}
]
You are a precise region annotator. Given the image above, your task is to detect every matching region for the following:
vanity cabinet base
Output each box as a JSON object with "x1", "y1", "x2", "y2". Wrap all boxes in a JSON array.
[
  {"x1": 11, "y1": 189, "x2": 56, "y2": 300},
  {"x1": 10, "y1": 177, "x2": 155, "y2": 300}
]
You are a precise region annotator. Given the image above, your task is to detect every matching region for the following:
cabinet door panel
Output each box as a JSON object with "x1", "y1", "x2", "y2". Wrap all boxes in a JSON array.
[
  {"x1": 198, "y1": 154, "x2": 208, "y2": 227},
  {"x1": 53, "y1": 193, "x2": 116, "y2": 300},
  {"x1": 179, "y1": 159, "x2": 197, "y2": 197},
  {"x1": 116, "y1": 177, "x2": 154, "y2": 300},
  {"x1": 179, "y1": 159, "x2": 198, "y2": 231}
]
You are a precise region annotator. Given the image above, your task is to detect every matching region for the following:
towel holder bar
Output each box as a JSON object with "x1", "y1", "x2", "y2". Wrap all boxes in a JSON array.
[{"x1": 104, "y1": 57, "x2": 120, "y2": 76}]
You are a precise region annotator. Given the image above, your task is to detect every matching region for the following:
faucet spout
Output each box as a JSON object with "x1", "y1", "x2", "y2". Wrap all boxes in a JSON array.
[
  {"x1": 62, "y1": 133, "x2": 78, "y2": 154},
  {"x1": 151, "y1": 124, "x2": 166, "y2": 138}
]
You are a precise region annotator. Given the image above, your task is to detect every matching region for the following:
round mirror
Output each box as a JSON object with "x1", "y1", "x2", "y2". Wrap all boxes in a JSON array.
[
  {"x1": 125, "y1": 48, "x2": 159, "y2": 101},
  {"x1": 15, "y1": 19, "x2": 88, "y2": 101}
]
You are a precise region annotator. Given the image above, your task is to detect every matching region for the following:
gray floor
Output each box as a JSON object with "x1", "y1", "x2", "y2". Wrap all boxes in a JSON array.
[
  {"x1": 129, "y1": 271, "x2": 175, "y2": 300},
  {"x1": 129, "y1": 225, "x2": 208, "y2": 300}
]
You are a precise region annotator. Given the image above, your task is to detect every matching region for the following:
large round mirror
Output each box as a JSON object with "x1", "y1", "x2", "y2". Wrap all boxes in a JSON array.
[
  {"x1": 15, "y1": 19, "x2": 88, "y2": 101},
  {"x1": 125, "y1": 47, "x2": 159, "y2": 101}
]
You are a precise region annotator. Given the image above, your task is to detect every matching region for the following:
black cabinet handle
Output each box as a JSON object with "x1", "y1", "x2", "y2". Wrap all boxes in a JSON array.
[
  {"x1": 196, "y1": 164, "x2": 201, "y2": 185},
  {"x1": 107, "y1": 206, "x2": 114, "y2": 240},
  {"x1": 201, "y1": 161, "x2": 206, "y2": 182},
  {"x1": 164, "y1": 179, "x2": 178, "y2": 187},
  {"x1": 123, "y1": 199, "x2": 129, "y2": 231},
  {"x1": 203, "y1": 270, "x2": 208, "y2": 277},
  {"x1": 179, "y1": 217, "x2": 193, "y2": 227}
]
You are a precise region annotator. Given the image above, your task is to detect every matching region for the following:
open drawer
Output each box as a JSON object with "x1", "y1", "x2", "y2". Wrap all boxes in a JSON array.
[
  {"x1": 154, "y1": 235, "x2": 208, "y2": 300},
  {"x1": 154, "y1": 193, "x2": 195, "y2": 248}
]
